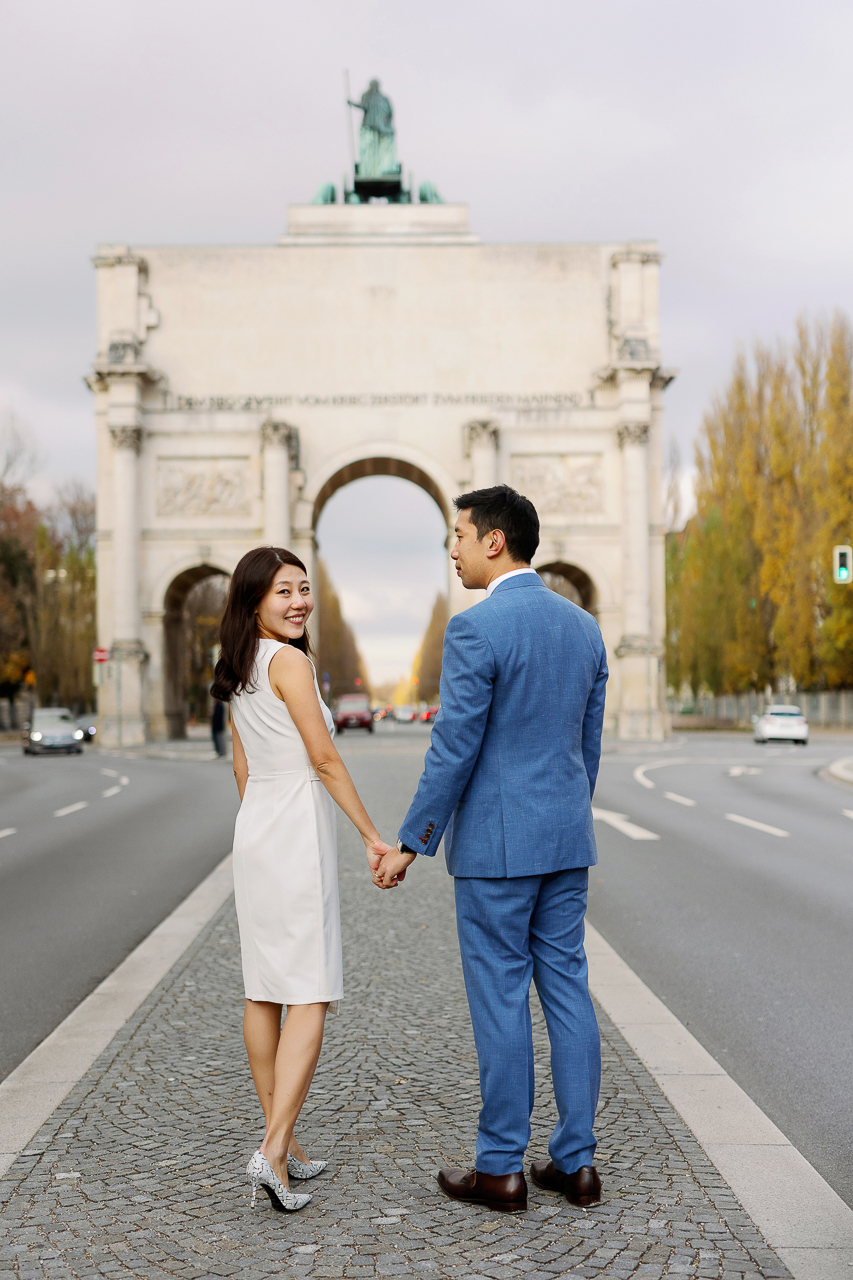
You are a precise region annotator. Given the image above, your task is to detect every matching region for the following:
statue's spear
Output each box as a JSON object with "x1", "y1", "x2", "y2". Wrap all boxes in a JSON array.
[{"x1": 343, "y1": 70, "x2": 357, "y2": 171}]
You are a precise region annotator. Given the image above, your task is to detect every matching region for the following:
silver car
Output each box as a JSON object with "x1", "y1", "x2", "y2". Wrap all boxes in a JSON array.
[
  {"x1": 753, "y1": 704, "x2": 809, "y2": 745},
  {"x1": 23, "y1": 708, "x2": 86, "y2": 755}
]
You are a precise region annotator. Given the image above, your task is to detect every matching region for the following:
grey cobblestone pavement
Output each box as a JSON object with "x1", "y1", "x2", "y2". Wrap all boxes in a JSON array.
[{"x1": 1, "y1": 734, "x2": 791, "y2": 1278}]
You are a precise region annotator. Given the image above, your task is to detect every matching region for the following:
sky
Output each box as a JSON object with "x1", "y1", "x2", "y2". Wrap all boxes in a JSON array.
[{"x1": 3, "y1": 0, "x2": 853, "y2": 681}]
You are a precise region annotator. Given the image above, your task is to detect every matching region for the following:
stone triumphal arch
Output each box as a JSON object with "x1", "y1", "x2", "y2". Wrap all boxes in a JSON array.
[{"x1": 91, "y1": 198, "x2": 673, "y2": 743}]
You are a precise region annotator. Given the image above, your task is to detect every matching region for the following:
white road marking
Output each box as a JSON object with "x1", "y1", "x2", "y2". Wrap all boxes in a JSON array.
[
  {"x1": 592, "y1": 807, "x2": 660, "y2": 840},
  {"x1": 100, "y1": 769, "x2": 118, "y2": 778},
  {"x1": 120, "y1": 776, "x2": 129, "y2": 786},
  {"x1": 54, "y1": 801, "x2": 88, "y2": 818},
  {"x1": 843, "y1": 810, "x2": 853, "y2": 821},
  {"x1": 102, "y1": 786, "x2": 122, "y2": 798},
  {"x1": 665, "y1": 791, "x2": 696, "y2": 806},
  {"x1": 725, "y1": 813, "x2": 789, "y2": 837},
  {"x1": 633, "y1": 764, "x2": 657, "y2": 789},
  {"x1": 728, "y1": 766, "x2": 761, "y2": 777},
  {"x1": 0, "y1": 827, "x2": 16, "y2": 839}
]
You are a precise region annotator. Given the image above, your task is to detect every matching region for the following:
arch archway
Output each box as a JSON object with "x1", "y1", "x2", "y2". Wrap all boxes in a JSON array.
[
  {"x1": 163, "y1": 564, "x2": 230, "y2": 739},
  {"x1": 537, "y1": 561, "x2": 598, "y2": 616},
  {"x1": 311, "y1": 456, "x2": 450, "y2": 529}
]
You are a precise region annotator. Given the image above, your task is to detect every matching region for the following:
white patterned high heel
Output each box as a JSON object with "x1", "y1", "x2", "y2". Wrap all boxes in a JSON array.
[
  {"x1": 287, "y1": 1153, "x2": 328, "y2": 1180},
  {"x1": 246, "y1": 1151, "x2": 312, "y2": 1212}
]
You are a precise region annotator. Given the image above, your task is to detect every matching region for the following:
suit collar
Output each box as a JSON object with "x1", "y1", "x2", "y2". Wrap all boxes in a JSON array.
[{"x1": 489, "y1": 573, "x2": 546, "y2": 595}]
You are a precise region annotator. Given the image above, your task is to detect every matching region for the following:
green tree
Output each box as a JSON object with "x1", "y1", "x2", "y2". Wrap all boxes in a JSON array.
[{"x1": 315, "y1": 558, "x2": 370, "y2": 699}]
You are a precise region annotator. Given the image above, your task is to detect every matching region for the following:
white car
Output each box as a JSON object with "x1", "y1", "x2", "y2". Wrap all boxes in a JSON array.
[
  {"x1": 753, "y1": 705, "x2": 809, "y2": 745},
  {"x1": 393, "y1": 705, "x2": 416, "y2": 723}
]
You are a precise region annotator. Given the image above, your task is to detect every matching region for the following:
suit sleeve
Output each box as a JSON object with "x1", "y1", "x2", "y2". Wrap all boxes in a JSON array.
[
  {"x1": 398, "y1": 612, "x2": 496, "y2": 856},
  {"x1": 581, "y1": 641, "x2": 608, "y2": 799}
]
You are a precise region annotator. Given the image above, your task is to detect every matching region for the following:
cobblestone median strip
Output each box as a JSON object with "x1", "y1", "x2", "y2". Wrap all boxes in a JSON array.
[{"x1": 1, "y1": 826, "x2": 796, "y2": 1279}]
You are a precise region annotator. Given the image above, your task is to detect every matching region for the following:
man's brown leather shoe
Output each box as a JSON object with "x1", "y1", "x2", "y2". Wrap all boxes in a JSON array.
[
  {"x1": 529, "y1": 1159, "x2": 601, "y2": 1207},
  {"x1": 437, "y1": 1167, "x2": 527, "y2": 1213}
]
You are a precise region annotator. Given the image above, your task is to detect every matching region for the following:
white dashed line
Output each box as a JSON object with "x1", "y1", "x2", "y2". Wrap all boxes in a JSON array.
[
  {"x1": 100, "y1": 769, "x2": 118, "y2": 778},
  {"x1": 664, "y1": 792, "x2": 696, "y2": 807},
  {"x1": 120, "y1": 776, "x2": 129, "y2": 786},
  {"x1": 592, "y1": 807, "x2": 660, "y2": 840},
  {"x1": 0, "y1": 827, "x2": 16, "y2": 839},
  {"x1": 54, "y1": 801, "x2": 88, "y2": 818},
  {"x1": 728, "y1": 766, "x2": 762, "y2": 777},
  {"x1": 843, "y1": 810, "x2": 853, "y2": 821},
  {"x1": 725, "y1": 813, "x2": 789, "y2": 837},
  {"x1": 102, "y1": 786, "x2": 122, "y2": 798}
]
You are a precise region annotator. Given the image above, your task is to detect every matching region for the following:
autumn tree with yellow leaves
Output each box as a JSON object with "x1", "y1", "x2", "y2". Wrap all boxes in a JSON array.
[{"x1": 667, "y1": 314, "x2": 853, "y2": 696}]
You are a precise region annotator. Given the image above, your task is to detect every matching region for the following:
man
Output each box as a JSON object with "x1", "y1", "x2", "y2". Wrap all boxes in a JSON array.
[{"x1": 375, "y1": 485, "x2": 608, "y2": 1213}]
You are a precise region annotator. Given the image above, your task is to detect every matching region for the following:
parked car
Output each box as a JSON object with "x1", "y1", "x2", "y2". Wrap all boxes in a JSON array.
[
  {"x1": 334, "y1": 694, "x2": 374, "y2": 734},
  {"x1": 753, "y1": 705, "x2": 809, "y2": 745},
  {"x1": 418, "y1": 705, "x2": 439, "y2": 722},
  {"x1": 23, "y1": 708, "x2": 86, "y2": 755},
  {"x1": 393, "y1": 704, "x2": 416, "y2": 723}
]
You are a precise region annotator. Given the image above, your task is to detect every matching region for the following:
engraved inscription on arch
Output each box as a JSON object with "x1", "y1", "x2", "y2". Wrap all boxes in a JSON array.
[
  {"x1": 510, "y1": 453, "x2": 604, "y2": 516},
  {"x1": 156, "y1": 457, "x2": 252, "y2": 518}
]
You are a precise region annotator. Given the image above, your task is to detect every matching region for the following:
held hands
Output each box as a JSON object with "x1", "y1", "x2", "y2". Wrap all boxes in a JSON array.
[{"x1": 364, "y1": 837, "x2": 416, "y2": 890}]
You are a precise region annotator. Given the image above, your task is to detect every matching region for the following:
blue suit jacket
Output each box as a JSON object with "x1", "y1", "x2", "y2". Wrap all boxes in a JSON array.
[{"x1": 398, "y1": 574, "x2": 608, "y2": 878}]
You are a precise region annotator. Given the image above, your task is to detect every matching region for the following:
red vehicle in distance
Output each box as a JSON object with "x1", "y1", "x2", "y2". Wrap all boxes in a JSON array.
[{"x1": 334, "y1": 694, "x2": 374, "y2": 734}]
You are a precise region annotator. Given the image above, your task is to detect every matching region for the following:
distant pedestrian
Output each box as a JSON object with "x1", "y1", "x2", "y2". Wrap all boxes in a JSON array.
[
  {"x1": 210, "y1": 547, "x2": 396, "y2": 1214},
  {"x1": 211, "y1": 699, "x2": 227, "y2": 757}
]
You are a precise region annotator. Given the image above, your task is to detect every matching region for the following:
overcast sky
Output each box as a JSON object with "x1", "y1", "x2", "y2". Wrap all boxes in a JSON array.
[{"x1": 3, "y1": 0, "x2": 852, "y2": 682}]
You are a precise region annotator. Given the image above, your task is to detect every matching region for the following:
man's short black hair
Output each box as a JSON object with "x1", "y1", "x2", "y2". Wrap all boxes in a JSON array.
[{"x1": 454, "y1": 484, "x2": 540, "y2": 564}]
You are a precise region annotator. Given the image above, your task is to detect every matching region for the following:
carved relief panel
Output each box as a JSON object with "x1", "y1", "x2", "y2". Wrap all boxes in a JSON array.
[
  {"x1": 156, "y1": 456, "x2": 252, "y2": 519},
  {"x1": 510, "y1": 454, "x2": 604, "y2": 516}
]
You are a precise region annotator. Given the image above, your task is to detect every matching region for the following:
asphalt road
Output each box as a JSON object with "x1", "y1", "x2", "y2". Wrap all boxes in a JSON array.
[
  {"x1": 589, "y1": 732, "x2": 853, "y2": 1208},
  {"x1": 0, "y1": 742, "x2": 239, "y2": 1081}
]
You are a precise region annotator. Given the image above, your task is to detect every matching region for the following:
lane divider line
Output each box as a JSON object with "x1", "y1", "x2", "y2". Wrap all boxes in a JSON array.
[
  {"x1": 53, "y1": 801, "x2": 88, "y2": 818},
  {"x1": 725, "y1": 813, "x2": 789, "y2": 838},
  {"x1": 0, "y1": 827, "x2": 16, "y2": 839},
  {"x1": 100, "y1": 769, "x2": 118, "y2": 778},
  {"x1": 102, "y1": 786, "x2": 122, "y2": 798},
  {"x1": 664, "y1": 792, "x2": 697, "y2": 807},
  {"x1": 0, "y1": 851, "x2": 234, "y2": 1178},
  {"x1": 592, "y1": 807, "x2": 660, "y2": 840},
  {"x1": 843, "y1": 810, "x2": 853, "y2": 821},
  {"x1": 586, "y1": 923, "x2": 853, "y2": 1276}
]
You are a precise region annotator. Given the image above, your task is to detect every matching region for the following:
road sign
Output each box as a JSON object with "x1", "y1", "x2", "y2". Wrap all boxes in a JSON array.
[
  {"x1": 833, "y1": 545, "x2": 852, "y2": 584},
  {"x1": 93, "y1": 647, "x2": 110, "y2": 663}
]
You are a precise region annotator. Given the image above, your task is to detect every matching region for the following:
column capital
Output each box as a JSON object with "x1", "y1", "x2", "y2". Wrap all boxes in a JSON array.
[
  {"x1": 462, "y1": 419, "x2": 499, "y2": 458},
  {"x1": 617, "y1": 421, "x2": 650, "y2": 449},
  {"x1": 261, "y1": 420, "x2": 300, "y2": 468},
  {"x1": 109, "y1": 426, "x2": 143, "y2": 453}
]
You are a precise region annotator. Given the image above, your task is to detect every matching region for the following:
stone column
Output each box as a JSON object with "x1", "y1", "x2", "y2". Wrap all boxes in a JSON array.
[
  {"x1": 616, "y1": 421, "x2": 662, "y2": 739},
  {"x1": 261, "y1": 421, "x2": 297, "y2": 546},
  {"x1": 100, "y1": 419, "x2": 147, "y2": 746},
  {"x1": 464, "y1": 420, "x2": 499, "y2": 490}
]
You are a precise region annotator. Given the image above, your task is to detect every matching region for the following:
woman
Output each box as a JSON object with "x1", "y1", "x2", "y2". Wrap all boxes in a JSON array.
[{"x1": 211, "y1": 546, "x2": 393, "y2": 1213}]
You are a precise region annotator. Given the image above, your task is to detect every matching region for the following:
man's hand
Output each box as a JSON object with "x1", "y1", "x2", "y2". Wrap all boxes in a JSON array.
[{"x1": 374, "y1": 847, "x2": 416, "y2": 889}]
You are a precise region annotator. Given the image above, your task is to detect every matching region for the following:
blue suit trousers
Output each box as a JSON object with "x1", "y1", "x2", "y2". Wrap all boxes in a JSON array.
[{"x1": 453, "y1": 868, "x2": 601, "y2": 1175}]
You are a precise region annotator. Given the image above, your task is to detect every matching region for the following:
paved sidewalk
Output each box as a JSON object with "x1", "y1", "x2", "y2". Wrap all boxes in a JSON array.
[{"x1": 0, "y1": 816, "x2": 791, "y2": 1280}]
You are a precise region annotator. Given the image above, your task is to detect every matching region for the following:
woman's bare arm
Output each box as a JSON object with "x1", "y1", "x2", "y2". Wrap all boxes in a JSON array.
[
  {"x1": 232, "y1": 720, "x2": 249, "y2": 801},
  {"x1": 268, "y1": 647, "x2": 391, "y2": 873}
]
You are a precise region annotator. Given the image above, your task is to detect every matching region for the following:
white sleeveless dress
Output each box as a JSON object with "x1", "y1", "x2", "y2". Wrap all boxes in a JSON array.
[{"x1": 229, "y1": 639, "x2": 343, "y2": 1006}]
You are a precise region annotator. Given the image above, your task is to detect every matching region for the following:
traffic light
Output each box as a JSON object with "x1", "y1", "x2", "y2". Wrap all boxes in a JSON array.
[{"x1": 833, "y1": 545, "x2": 852, "y2": 584}]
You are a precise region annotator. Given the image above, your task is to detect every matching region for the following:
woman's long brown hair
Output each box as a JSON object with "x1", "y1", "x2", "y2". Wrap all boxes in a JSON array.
[{"x1": 210, "y1": 547, "x2": 314, "y2": 702}]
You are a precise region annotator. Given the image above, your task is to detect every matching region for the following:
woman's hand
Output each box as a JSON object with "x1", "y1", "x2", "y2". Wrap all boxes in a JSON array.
[
  {"x1": 374, "y1": 848, "x2": 416, "y2": 889},
  {"x1": 365, "y1": 837, "x2": 395, "y2": 884}
]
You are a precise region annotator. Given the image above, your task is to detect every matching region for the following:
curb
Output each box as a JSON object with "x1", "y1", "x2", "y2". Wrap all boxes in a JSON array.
[
  {"x1": 823, "y1": 755, "x2": 853, "y2": 788},
  {"x1": 586, "y1": 923, "x2": 853, "y2": 1280},
  {"x1": 0, "y1": 852, "x2": 233, "y2": 1178}
]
